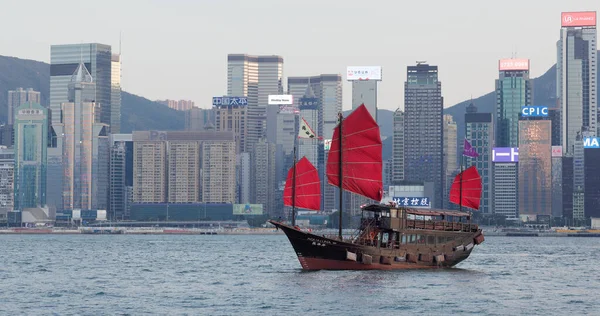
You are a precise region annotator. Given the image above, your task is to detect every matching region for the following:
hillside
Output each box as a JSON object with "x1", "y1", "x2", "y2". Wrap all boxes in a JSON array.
[{"x1": 0, "y1": 55, "x2": 184, "y2": 132}]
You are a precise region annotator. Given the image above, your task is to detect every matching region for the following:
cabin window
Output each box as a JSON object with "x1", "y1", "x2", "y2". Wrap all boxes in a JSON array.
[
  {"x1": 446, "y1": 236, "x2": 454, "y2": 243},
  {"x1": 382, "y1": 232, "x2": 389, "y2": 243},
  {"x1": 398, "y1": 209, "x2": 404, "y2": 219},
  {"x1": 437, "y1": 236, "x2": 445, "y2": 244},
  {"x1": 409, "y1": 235, "x2": 417, "y2": 244},
  {"x1": 391, "y1": 209, "x2": 398, "y2": 218},
  {"x1": 401, "y1": 234, "x2": 407, "y2": 244},
  {"x1": 417, "y1": 235, "x2": 426, "y2": 244},
  {"x1": 427, "y1": 235, "x2": 435, "y2": 245}
]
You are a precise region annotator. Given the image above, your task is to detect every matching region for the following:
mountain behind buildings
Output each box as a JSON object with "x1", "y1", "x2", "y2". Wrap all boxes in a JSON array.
[
  {"x1": 0, "y1": 55, "x2": 184, "y2": 133},
  {"x1": 1, "y1": 52, "x2": 598, "y2": 151}
]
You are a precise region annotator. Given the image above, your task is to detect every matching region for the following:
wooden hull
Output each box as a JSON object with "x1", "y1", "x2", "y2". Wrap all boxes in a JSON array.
[{"x1": 270, "y1": 220, "x2": 482, "y2": 271}]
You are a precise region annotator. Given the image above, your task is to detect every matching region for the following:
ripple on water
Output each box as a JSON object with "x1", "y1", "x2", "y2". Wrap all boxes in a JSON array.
[{"x1": 0, "y1": 235, "x2": 598, "y2": 315}]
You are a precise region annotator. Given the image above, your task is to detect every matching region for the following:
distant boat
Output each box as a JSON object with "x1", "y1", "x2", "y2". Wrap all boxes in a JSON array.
[{"x1": 269, "y1": 104, "x2": 484, "y2": 270}]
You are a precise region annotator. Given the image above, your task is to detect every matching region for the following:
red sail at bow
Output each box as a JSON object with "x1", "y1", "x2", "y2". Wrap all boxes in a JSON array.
[
  {"x1": 326, "y1": 104, "x2": 383, "y2": 201},
  {"x1": 449, "y1": 165, "x2": 482, "y2": 210},
  {"x1": 284, "y1": 156, "x2": 321, "y2": 211}
]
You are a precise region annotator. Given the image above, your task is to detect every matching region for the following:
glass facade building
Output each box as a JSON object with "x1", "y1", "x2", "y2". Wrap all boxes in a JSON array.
[
  {"x1": 493, "y1": 163, "x2": 518, "y2": 219},
  {"x1": 465, "y1": 106, "x2": 494, "y2": 214},
  {"x1": 496, "y1": 62, "x2": 531, "y2": 148},
  {"x1": 518, "y1": 119, "x2": 552, "y2": 219},
  {"x1": 403, "y1": 63, "x2": 444, "y2": 208},
  {"x1": 351, "y1": 80, "x2": 378, "y2": 122},
  {"x1": 584, "y1": 148, "x2": 600, "y2": 218},
  {"x1": 13, "y1": 102, "x2": 47, "y2": 210},
  {"x1": 50, "y1": 43, "x2": 114, "y2": 132}
]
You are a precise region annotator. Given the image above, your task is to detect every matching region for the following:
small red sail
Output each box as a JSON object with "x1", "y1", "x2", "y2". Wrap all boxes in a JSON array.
[
  {"x1": 284, "y1": 157, "x2": 321, "y2": 211},
  {"x1": 326, "y1": 104, "x2": 383, "y2": 201},
  {"x1": 449, "y1": 166, "x2": 482, "y2": 210}
]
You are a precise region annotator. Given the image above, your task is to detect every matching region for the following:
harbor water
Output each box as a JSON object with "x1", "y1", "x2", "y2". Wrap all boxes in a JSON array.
[{"x1": 0, "y1": 234, "x2": 598, "y2": 315}]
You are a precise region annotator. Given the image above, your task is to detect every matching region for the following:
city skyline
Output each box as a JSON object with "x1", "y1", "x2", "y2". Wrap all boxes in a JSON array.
[{"x1": 0, "y1": 1, "x2": 598, "y2": 110}]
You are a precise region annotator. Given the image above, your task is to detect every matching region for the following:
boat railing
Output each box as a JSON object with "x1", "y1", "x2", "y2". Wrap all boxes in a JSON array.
[{"x1": 405, "y1": 219, "x2": 478, "y2": 232}]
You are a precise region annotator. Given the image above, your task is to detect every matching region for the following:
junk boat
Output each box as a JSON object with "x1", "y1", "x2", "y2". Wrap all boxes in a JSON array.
[{"x1": 269, "y1": 104, "x2": 484, "y2": 270}]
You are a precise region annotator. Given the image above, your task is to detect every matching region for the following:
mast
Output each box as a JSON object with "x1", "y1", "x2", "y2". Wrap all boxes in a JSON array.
[
  {"x1": 338, "y1": 112, "x2": 343, "y2": 241},
  {"x1": 460, "y1": 154, "x2": 463, "y2": 213},
  {"x1": 291, "y1": 146, "x2": 297, "y2": 226}
]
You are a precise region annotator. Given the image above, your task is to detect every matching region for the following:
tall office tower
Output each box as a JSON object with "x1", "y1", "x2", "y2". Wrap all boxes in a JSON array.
[
  {"x1": 50, "y1": 43, "x2": 113, "y2": 130},
  {"x1": 572, "y1": 131, "x2": 591, "y2": 220},
  {"x1": 548, "y1": 108, "x2": 562, "y2": 146},
  {"x1": 518, "y1": 119, "x2": 552, "y2": 221},
  {"x1": 465, "y1": 103, "x2": 494, "y2": 214},
  {"x1": 557, "y1": 11, "x2": 597, "y2": 154},
  {"x1": 348, "y1": 66, "x2": 382, "y2": 121},
  {"x1": 111, "y1": 54, "x2": 122, "y2": 133},
  {"x1": 442, "y1": 114, "x2": 458, "y2": 209},
  {"x1": 238, "y1": 152, "x2": 251, "y2": 204},
  {"x1": 13, "y1": 102, "x2": 47, "y2": 210},
  {"x1": 493, "y1": 162, "x2": 518, "y2": 219},
  {"x1": 46, "y1": 125, "x2": 63, "y2": 211},
  {"x1": 60, "y1": 63, "x2": 110, "y2": 210},
  {"x1": 584, "y1": 146, "x2": 600, "y2": 218},
  {"x1": 274, "y1": 109, "x2": 297, "y2": 185},
  {"x1": 168, "y1": 141, "x2": 200, "y2": 203},
  {"x1": 227, "y1": 54, "x2": 283, "y2": 152},
  {"x1": 551, "y1": 145, "x2": 564, "y2": 218},
  {"x1": 132, "y1": 133, "x2": 167, "y2": 203},
  {"x1": 496, "y1": 59, "x2": 532, "y2": 147},
  {"x1": 252, "y1": 138, "x2": 276, "y2": 215},
  {"x1": 383, "y1": 158, "x2": 393, "y2": 190},
  {"x1": 562, "y1": 156, "x2": 574, "y2": 221},
  {"x1": 8, "y1": 88, "x2": 41, "y2": 125},
  {"x1": 392, "y1": 109, "x2": 404, "y2": 184},
  {"x1": 214, "y1": 103, "x2": 246, "y2": 154},
  {"x1": 298, "y1": 86, "x2": 319, "y2": 166},
  {"x1": 186, "y1": 107, "x2": 215, "y2": 131},
  {"x1": 0, "y1": 147, "x2": 14, "y2": 211},
  {"x1": 403, "y1": 63, "x2": 443, "y2": 208},
  {"x1": 109, "y1": 134, "x2": 133, "y2": 220},
  {"x1": 201, "y1": 139, "x2": 236, "y2": 203}
]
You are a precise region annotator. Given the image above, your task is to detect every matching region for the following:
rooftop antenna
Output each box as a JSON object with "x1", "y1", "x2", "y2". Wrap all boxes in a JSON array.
[{"x1": 416, "y1": 60, "x2": 427, "y2": 65}]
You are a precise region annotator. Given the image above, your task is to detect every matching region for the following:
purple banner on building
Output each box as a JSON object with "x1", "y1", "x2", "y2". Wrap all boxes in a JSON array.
[{"x1": 492, "y1": 147, "x2": 518, "y2": 162}]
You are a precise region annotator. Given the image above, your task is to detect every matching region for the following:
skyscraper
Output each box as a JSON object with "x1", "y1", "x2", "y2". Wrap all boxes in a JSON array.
[
  {"x1": 60, "y1": 63, "x2": 110, "y2": 210},
  {"x1": 111, "y1": 54, "x2": 122, "y2": 133},
  {"x1": 214, "y1": 103, "x2": 246, "y2": 154},
  {"x1": 557, "y1": 11, "x2": 597, "y2": 154},
  {"x1": 496, "y1": 58, "x2": 532, "y2": 147},
  {"x1": 443, "y1": 114, "x2": 457, "y2": 209},
  {"x1": 8, "y1": 88, "x2": 41, "y2": 125},
  {"x1": 13, "y1": 102, "x2": 47, "y2": 210},
  {"x1": 201, "y1": 139, "x2": 236, "y2": 203},
  {"x1": 465, "y1": 103, "x2": 494, "y2": 214},
  {"x1": 348, "y1": 66, "x2": 382, "y2": 121},
  {"x1": 109, "y1": 134, "x2": 133, "y2": 220},
  {"x1": 518, "y1": 119, "x2": 552, "y2": 220},
  {"x1": 227, "y1": 54, "x2": 283, "y2": 152},
  {"x1": 584, "y1": 147, "x2": 600, "y2": 218},
  {"x1": 392, "y1": 109, "x2": 404, "y2": 184},
  {"x1": 493, "y1": 162, "x2": 518, "y2": 219},
  {"x1": 298, "y1": 86, "x2": 319, "y2": 166},
  {"x1": 403, "y1": 63, "x2": 444, "y2": 208},
  {"x1": 50, "y1": 43, "x2": 114, "y2": 131},
  {"x1": 252, "y1": 138, "x2": 276, "y2": 215},
  {"x1": 0, "y1": 147, "x2": 14, "y2": 213}
]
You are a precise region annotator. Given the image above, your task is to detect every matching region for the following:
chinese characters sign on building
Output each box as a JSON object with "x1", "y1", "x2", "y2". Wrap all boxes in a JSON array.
[
  {"x1": 346, "y1": 66, "x2": 382, "y2": 81},
  {"x1": 392, "y1": 197, "x2": 430, "y2": 207},
  {"x1": 212, "y1": 97, "x2": 248, "y2": 106}
]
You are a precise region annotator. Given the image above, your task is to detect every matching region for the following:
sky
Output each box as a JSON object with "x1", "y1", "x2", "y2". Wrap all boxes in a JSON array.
[{"x1": 0, "y1": 0, "x2": 598, "y2": 111}]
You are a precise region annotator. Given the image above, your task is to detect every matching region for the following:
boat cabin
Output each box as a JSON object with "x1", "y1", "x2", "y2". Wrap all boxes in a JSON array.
[{"x1": 360, "y1": 204, "x2": 478, "y2": 234}]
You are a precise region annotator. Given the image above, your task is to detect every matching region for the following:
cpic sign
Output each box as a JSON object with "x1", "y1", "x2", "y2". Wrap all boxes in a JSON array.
[{"x1": 521, "y1": 106, "x2": 548, "y2": 117}]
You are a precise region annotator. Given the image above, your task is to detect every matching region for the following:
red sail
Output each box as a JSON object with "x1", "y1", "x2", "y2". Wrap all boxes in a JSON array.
[
  {"x1": 449, "y1": 166, "x2": 482, "y2": 210},
  {"x1": 284, "y1": 156, "x2": 321, "y2": 211},
  {"x1": 326, "y1": 104, "x2": 383, "y2": 201}
]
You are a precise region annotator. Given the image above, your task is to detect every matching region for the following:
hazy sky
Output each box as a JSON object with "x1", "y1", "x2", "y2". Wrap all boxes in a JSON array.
[{"x1": 0, "y1": 0, "x2": 598, "y2": 110}]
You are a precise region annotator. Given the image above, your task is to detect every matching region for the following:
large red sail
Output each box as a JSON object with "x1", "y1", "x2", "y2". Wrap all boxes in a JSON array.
[
  {"x1": 284, "y1": 157, "x2": 321, "y2": 211},
  {"x1": 449, "y1": 166, "x2": 482, "y2": 210},
  {"x1": 326, "y1": 104, "x2": 383, "y2": 201}
]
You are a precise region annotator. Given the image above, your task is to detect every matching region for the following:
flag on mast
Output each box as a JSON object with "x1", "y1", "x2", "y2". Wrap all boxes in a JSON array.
[
  {"x1": 462, "y1": 138, "x2": 479, "y2": 158},
  {"x1": 298, "y1": 117, "x2": 319, "y2": 139}
]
